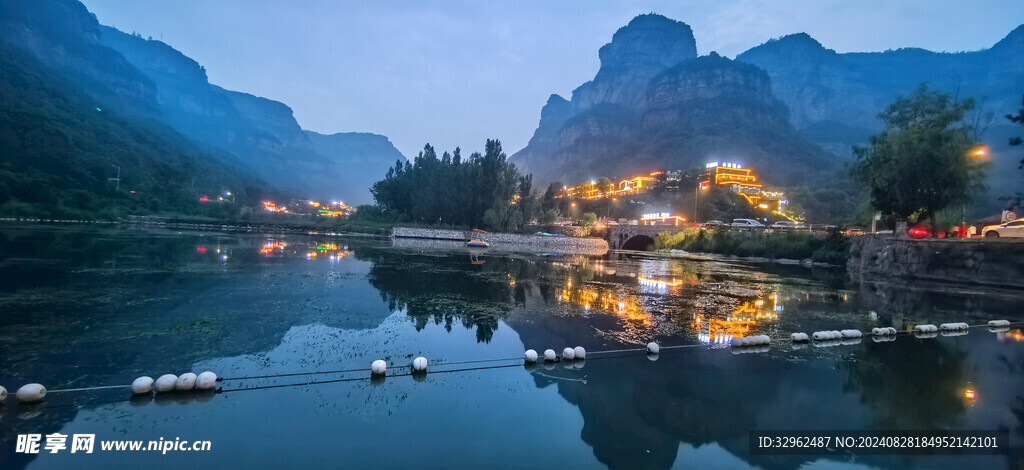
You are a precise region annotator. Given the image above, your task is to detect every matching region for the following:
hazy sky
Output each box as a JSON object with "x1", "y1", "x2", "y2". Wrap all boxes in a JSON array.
[{"x1": 81, "y1": 0, "x2": 1024, "y2": 159}]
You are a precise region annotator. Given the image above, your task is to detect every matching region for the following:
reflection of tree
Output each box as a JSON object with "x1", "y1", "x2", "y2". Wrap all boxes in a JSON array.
[
  {"x1": 844, "y1": 339, "x2": 969, "y2": 429},
  {"x1": 360, "y1": 248, "x2": 563, "y2": 343}
]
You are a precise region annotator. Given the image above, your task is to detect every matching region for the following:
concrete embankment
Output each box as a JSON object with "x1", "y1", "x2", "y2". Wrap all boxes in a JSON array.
[
  {"x1": 848, "y1": 235, "x2": 1024, "y2": 288},
  {"x1": 391, "y1": 227, "x2": 608, "y2": 256}
]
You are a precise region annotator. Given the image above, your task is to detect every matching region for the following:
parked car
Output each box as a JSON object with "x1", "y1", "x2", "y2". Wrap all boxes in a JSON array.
[
  {"x1": 703, "y1": 220, "x2": 727, "y2": 229},
  {"x1": 732, "y1": 219, "x2": 766, "y2": 230},
  {"x1": 982, "y1": 220, "x2": 1024, "y2": 238},
  {"x1": 770, "y1": 220, "x2": 802, "y2": 231},
  {"x1": 844, "y1": 228, "x2": 865, "y2": 235},
  {"x1": 907, "y1": 224, "x2": 931, "y2": 239},
  {"x1": 808, "y1": 224, "x2": 837, "y2": 233}
]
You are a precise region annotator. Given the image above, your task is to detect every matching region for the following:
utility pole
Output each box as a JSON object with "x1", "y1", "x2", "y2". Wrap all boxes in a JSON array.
[{"x1": 109, "y1": 165, "x2": 120, "y2": 191}]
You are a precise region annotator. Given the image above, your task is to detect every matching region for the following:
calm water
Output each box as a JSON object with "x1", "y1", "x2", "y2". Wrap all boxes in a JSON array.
[{"x1": 0, "y1": 225, "x2": 1022, "y2": 469}]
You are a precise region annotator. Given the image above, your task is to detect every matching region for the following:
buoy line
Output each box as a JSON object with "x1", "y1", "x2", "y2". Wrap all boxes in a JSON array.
[{"x1": 3, "y1": 320, "x2": 1020, "y2": 407}]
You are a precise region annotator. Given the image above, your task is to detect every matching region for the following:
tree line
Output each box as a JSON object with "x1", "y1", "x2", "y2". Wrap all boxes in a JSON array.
[{"x1": 368, "y1": 139, "x2": 535, "y2": 231}]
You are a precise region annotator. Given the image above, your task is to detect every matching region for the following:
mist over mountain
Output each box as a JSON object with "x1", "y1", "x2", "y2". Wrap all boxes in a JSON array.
[{"x1": 0, "y1": 0, "x2": 404, "y2": 210}]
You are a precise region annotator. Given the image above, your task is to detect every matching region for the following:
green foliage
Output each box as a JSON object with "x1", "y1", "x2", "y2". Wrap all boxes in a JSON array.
[
  {"x1": 370, "y1": 140, "x2": 535, "y2": 231},
  {"x1": 851, "y1": 84, "x2": 988, "y2": 223},
  {"x1": 0, "y1": 45, "x2": 274, "y2": 218},
  {"x1": 538, "y1": 208, "x2": 560, "y2": 225},
  {"x1": 655, "y1": 228, "x2": 851, "y2": 264},
  {"x1": 579, "y1": 212, "x2": 597, "y2": 227}
]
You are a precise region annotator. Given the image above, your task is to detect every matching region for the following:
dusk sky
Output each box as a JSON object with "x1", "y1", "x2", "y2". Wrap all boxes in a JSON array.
[{"x1": 80, "y1": 0, "x2": 1024, "y2": 159}]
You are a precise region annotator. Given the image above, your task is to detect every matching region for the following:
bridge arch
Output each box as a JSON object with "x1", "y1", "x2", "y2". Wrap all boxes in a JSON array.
[{"x1": 620, "y1": 234, "x2": 656, "y2": 251}]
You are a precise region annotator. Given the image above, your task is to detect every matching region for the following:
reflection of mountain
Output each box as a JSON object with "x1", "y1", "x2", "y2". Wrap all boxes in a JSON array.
[{"x1": 356, "y1": 247, "x2": 565, "y2": 342}]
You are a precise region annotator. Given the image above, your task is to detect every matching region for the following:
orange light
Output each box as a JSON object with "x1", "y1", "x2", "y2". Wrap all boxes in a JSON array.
[
  {"x1": 970, "y1": 145, "x2": 988, "y2": 157},
  {"x1": 963, "y1": 388, "x2": 977, "y2": 404}
]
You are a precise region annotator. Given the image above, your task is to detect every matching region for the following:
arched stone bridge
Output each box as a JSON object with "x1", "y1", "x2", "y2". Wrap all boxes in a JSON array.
[{"x1": 606, "y1": 224, "x2": 687, "y2": 250}]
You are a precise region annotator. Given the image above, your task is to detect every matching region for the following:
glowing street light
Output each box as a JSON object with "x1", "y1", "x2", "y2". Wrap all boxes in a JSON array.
[{"x1": 970, "y1": 145, "x2": 989, "y2": 157}]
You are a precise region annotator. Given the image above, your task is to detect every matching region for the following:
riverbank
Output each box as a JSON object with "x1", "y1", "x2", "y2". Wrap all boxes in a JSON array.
[
  {"x1": 392, "y1": 227, "x2": 608, "y2": 255},
  {"x1": 644, "y1": 249, "x2": 838, "y2": 267},
  {"x1": 653, "y1": 228, "x2": 850, "y2": 265},
  {"x1": 849, "y1": 234, "x2": 1024, "y2": 288}
]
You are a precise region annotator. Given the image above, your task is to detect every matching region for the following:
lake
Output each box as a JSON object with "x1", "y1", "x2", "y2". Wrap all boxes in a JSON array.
[{"x1": 0, "y1": 224, "x2": 1022, "y2": 469}]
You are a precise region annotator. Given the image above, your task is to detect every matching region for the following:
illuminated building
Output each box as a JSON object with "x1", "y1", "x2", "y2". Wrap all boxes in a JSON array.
[
  {"x1": 703, "y1": 162, "x2": 763, "y2": 205},
  {"x1": 640, "y1": 212, "x2": 686, "y2": 225}
]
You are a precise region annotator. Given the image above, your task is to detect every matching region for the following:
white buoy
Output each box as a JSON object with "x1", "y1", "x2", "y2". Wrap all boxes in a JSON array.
[
  {"x1": 16, "y1": 384, "x2": 46, "y2": 403},
  {"x1": 573, "y1": 346, "x2": 586, "y2": 359},
  {"x1": 196, "y1": 372, "x2": 217, "y2": 390},
  {"x1": 988, "y1": 320, "x2": 1010, "y2": 327},
  {"x1": 941, "y1": 330, "x2": 969, "y2": 337},
  {"x1": 175, "y1": 373, "x2": 197, "y2": 391},
  {"x1": 562, "y1": 347, "x2": 575, "y2": 361},
  {"x1": 940, "y1": 322, "x2": 969, "y2": 331},
  {"x1": 812, "y1": 331, "x2": 839, "y2": 341},
  {"x1": 371, "y1": 360, "x2": 387, "y2": 375},
  {"x1": 544, "y1": 349, "x2": 557, "y2": 362},
  {"x1": 791, "y1": 333, "x2": 809, "y2": 342},
  {"x1": 154, "y1": 374, "x2": 177, "y2": 393},
  {"x1": 412, "y1": 357, "x2": 428, "y2": 372},
  {"x1": 131, "y1": 376, "x2": 154, "y2": 394},
  {"x1": 647, "y1": 342, "x2": 660, "y2": 354},
  {"x1": 0, "y1": 385, "x2": 6, "y2": 400},
  {"x1": 525, "y1": 349, "x2": 539, "y2": 363},
  {"x1": 914, "y1": 324, "x2": 938, "y2": 333},
  {"x1": 990, "y1": 326, "x2": 1010, "y2": 333},
  {"x1": 841, "y1": 329, "x2": 862, "y2": 338}
]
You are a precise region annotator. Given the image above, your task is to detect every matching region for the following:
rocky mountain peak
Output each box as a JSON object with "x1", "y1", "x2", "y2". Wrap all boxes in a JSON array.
[
  {"x1": 991, "y1": 23, "x2": 1024, "y2": 52},
  {"x1": 597, "y1": 14, "x2": 697, "y2": 71}
]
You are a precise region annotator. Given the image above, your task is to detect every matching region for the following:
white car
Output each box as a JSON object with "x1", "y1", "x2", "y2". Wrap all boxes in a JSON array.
[
  {"x1": 732, "y1": 219, "x2": 765, "y2": 230},
  {"x1": 770, "y1": 220, "x2": 802, "y2": 231},
  {"x1": 982, "y1": 220, "x2": 1024, "y2": 238}
]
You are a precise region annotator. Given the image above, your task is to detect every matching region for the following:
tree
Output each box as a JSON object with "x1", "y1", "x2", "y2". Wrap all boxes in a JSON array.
[
  {"x1": 850, "y1": 84, "x2": 988, "y2": 228},
  {"x1": 580, "y1": 212, "x2": 597, "y2": 227},
  {"x1": 1007, "y1": 94, "x2": 1024, "y2": 172},
  {"x1": 370, "y1": 139, "x2": 534, "y2": 231}
]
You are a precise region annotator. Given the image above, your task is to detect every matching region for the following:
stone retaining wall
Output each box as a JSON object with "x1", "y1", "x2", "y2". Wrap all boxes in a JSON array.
[
  {"x1": 391, "y1": 227, "x2": 608, "y2": 255},
  {"x1": 848, "y1": 234, "x2": 1024, "y2": 288}
]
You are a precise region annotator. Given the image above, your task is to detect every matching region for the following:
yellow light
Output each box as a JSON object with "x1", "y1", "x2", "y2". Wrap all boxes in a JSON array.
[
  {"x1": 571, "y1": 202, "x2": 576, "y2": 207},
  {"x1": 971, "y1": 145, "x2": 988, "y2": 157}
]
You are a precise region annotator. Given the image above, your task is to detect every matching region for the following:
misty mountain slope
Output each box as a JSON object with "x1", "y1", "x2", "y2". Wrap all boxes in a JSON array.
[
  {"x1": 304, "y1": 131, "x2": 406, "y2": 204},
  {"x1": 0, "y1": 44, "x2": 268, "y2": 217},
  {"x1": 99, "y1": 25, "x2": 399, "y2": 204},
  {"x1": 1, "y1": 0, "x2": 405, "y2": 206}
]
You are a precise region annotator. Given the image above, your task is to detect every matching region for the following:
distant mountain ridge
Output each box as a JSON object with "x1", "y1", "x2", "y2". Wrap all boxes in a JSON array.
[{"x1": 0, "y1": 0, "x2": 404, "y2": 206}]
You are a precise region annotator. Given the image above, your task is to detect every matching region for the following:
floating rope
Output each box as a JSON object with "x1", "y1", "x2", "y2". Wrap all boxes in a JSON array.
[{"x1": 6, "y1": 320, "x2": 1022, "y2": 405}]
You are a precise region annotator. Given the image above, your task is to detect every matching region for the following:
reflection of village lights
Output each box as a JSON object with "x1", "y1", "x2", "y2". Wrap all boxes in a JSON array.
[
  {"x1": 221, "y1": 255, "x2": 228, "y2": 261},
  {"x1": 638, "y1": 276, "x2": 684, "y2": 291},
  {"x1": 963, "y1": 387, "x2": 978, "y2": 405},
  {"x1": 196, "y1": 246, "x2": 206, "y2": 253}
]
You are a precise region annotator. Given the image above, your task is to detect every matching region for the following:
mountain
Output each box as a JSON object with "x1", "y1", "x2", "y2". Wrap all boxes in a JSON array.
[
  {"x1": 0, "y1": 42, "x2": 270, "y2": 218},
  {"x1": 303, "y1": 131, "x2": 406, "y2": 203},
  {"x1": 513, "y1": 14, "x2": 842, "y2": 194},
  {"x1": 97, "y1": 24, "x2": 401, "y2": 204},
  {"x1": 736, "y1": 27, "x2": 1024, "y2": 198},
  {"x1": 0, "y1": 0, "x2": 404, "y2": 210}
]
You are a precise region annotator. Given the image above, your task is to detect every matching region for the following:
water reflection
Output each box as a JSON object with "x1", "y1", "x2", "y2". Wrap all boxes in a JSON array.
[{"x1": 1, "y1": 226, "x2": 1023, "y2": 470}]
